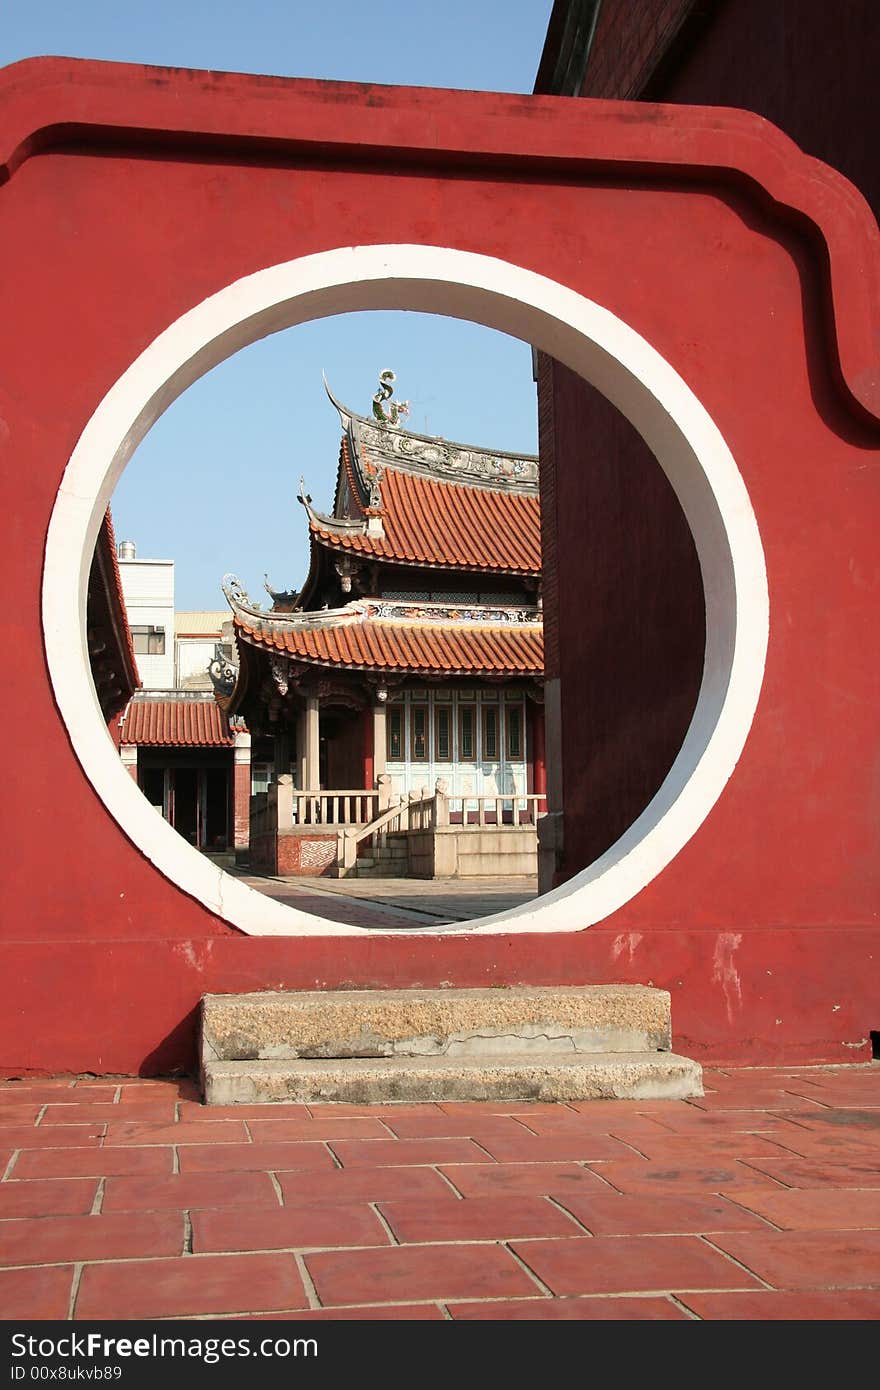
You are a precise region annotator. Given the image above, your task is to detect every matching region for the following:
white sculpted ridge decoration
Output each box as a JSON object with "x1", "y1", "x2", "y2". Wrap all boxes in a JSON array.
[
  {"x1": 368, "y1": 601, "x2": 539, "y2": 626},
  {"x1": 356, "y1": 418, "x2": 539, "y2": 487}
]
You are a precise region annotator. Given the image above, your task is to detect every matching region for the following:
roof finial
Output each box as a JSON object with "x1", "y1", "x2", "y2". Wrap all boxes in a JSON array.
[{"x1": 372, "y1": 369, "x2": 410, "y2": 428}]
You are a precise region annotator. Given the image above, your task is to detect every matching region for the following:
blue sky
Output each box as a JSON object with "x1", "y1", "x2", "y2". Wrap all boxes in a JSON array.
[{"x1": 2, "y1": 2, "x2": 554, "y2": 608}]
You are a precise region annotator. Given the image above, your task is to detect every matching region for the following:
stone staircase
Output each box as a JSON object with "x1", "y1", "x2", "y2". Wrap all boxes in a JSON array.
[
  {"x1": 352, "y1": 835, "x2": 409, "y2": 878},
  {"x1": 200, "y1": 985, "x2": 702, "y2": 1105}
]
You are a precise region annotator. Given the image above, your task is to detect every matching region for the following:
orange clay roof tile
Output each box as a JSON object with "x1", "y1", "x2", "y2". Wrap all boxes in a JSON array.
[
  {"x1": 234, "y1": 614, "x2": 543, "y2": 677},
  {"x1": 312, "y1": 466, "x2": 541, "y2": 574},
  {"x1": 121, "y1": 700, "x2": 234, "y2": 747}
]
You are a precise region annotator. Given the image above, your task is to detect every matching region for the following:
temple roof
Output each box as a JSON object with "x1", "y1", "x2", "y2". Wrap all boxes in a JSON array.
[
  {"x1": 226, "y1": 589, "x2": 543, "y2": 678},
  {"x1": 220, "y1": 378, "x2": 544, "y2": 694},
  {"x1": 88, "y1": 510, "x2": 141, "y2": 723},
  {"x1": 309, "y1": 447, "x2": 541, "y2": 574},
  {"x1": 121, "y1": 697, "x2": 235, "y2": 747},
  {"x1": 326, "y1": 376, "x2": 539, "y2": 497},
  {"x1": 298, "y1": 379, "x2": 542, "y2": 577}
]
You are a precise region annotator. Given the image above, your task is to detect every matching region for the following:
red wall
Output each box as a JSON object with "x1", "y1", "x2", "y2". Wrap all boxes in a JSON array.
[
  {"x1": 539, "y1": 0, "x2": 880, "y2": 870},
  {"x1": 324, "y1": 708, "x2": 371, "y2": 793},
  {"x1": 569, "y1": 0, "x2": 880, "y2": 224},
  {"x1": 0, "y1": 60, "x2": 878, "y2": 1074},
  {"x1": 538, "y1": 357, "x2": 705, "y2": 875},
  {"x1": 654, "y1": 0, "x2": 879, "y2": 224}
]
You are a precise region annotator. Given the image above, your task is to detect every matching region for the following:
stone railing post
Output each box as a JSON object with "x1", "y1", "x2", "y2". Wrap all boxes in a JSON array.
[
  {"x1": 275, "y1": 772, "x2": 294, "y2": 831},
  {"x1": 377, "y1": 772, "x2": 392, "y2": 811},
  {"x1": 119, "y1": 744, "x2": 138, "y2": 782},
  {"x1": 434, "y1": 777, "x2": 449, "y2": 828}
]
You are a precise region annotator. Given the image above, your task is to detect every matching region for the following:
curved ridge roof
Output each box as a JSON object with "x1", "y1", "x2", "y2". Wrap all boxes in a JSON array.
[
  {"x1": 234, "y1": 608, "x2": 543, "y2": 677},
  {"x1": 311, "y1": 465, "x2": 542, "y2": 574}
]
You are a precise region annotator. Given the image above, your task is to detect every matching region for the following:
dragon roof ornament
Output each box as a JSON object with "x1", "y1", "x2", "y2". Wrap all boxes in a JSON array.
[
  {"x1": 323, "y1": 374, "x2": 539, "y2": 496},
  {"x1": 372, "y1": 369, "x2": 410, "y2": 428}
]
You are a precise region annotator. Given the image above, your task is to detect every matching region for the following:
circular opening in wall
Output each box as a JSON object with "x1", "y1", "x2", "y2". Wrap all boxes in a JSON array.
[
  {"x1": 107, "y1": 309, "x2": 549, "y2": 930},
  {"x1": 43, "y1": 246, "x2": 769, "y2": 938}
]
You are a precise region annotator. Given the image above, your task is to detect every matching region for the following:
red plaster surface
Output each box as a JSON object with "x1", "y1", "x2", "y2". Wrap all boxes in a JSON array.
[
  {"x1": 0, "y1": 1069, "x2": 877, "y2": 1321},
  {"x1": 0, "y1": 60, "x2": 878, "y2": 1071}
]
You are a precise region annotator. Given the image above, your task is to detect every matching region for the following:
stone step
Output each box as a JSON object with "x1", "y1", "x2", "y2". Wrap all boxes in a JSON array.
[
  {"x1": 201, "y1": 985, "x2": 673, "y2": 1064},
  {"x1": 203, "y1": 1051, "x2": 703, "y2": 1105}
]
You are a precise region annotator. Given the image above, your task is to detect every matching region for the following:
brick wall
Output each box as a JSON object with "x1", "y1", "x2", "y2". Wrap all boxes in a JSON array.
[
  {"x1": 571, "y1": 0, "x2": 879, "y2": 220},
  {"x1": 583, "y1": 0, "x2": 695, "y2": 99}
]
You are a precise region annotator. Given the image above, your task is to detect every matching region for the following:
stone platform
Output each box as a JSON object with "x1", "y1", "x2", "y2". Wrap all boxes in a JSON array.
[{"x1": 201, "y1": 986, "x2": 701, "y2": 1105}]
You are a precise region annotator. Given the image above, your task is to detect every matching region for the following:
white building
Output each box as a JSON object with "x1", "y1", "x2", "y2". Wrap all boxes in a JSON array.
[
  {"x1": 116, "y1": 541, "x2": 175, "y2": 690},
  {"x1": 114, "y1": 544, "x2": 250, "y2": 860},
  {"x1": 175, "y1": 611, "x2": 233, "y2": 689}
]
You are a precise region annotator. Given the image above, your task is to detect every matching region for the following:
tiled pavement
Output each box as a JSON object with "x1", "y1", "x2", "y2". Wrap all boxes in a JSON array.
[{"x1": 0, "y1": 1066, "x2": 878, "y2": 1321}]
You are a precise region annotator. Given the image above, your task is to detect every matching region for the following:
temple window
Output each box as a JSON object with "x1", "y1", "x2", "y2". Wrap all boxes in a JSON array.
[
  {"x1": 387, "y1": 707, "x2": 404, "y2": 761},
  {"x1": 506, "y1": 705, "x2": 523, "y2": 760},
  {"x1": 459, "y1": 705, "x2": 476, "y2": 761},
  {"x1": 482, "y1": 704, "x2": 499, "y2": 761},
  {"x1": 435, "y1": 706, "x2": 452, "y2": 761},
  {"x1": 411, "y1": 705, "x2": 429, "y2": 761}
]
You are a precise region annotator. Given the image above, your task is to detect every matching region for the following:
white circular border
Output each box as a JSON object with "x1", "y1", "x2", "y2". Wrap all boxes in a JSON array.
[{"x1": 42, "y1": 245, "x2": 768, "y2": 938}]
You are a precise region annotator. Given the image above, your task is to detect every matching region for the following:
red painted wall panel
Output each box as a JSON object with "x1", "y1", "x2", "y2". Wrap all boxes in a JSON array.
[
  {"x1": 0, "y1": 60, "x2": 878, "y2": 1072},
  {"x1": 546, "y1": 361, "x2": 705, "y2": 874}
]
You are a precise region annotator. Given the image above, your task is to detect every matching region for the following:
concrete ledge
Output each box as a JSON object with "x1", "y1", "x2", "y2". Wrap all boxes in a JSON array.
[
  {"x1": 203, "y1": 1051, "x2": 703, "y2": 1105},
  {"x1": 201, "y1": 985, "x2": 672, "y2": 1062}
]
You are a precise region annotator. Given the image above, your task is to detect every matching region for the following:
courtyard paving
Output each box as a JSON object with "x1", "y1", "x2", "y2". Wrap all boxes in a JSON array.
[
  {"x1": 1, "y1": 1064, "x2": 879, "y2": 1320},
  {"x1": 233, "y1": 871, "x2": 540, "y2": 928}
]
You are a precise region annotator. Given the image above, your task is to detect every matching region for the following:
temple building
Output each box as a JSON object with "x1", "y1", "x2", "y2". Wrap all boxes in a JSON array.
[
  {"x1": 219, "y1": 375, "x2": 546, "y2": 874},
  {"x1": 112, "y1": 547, "x2": 250, "y2": 862}
]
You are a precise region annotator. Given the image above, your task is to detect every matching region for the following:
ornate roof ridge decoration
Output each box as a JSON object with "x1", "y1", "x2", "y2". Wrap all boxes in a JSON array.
[
  {"x1": 208, "y1": 646, "x2": 238, "y2": 697},
  {"x1": 231, "y1": 594, "x2": 542, "y2": 640},
  {"x1": 366, "y1": 600, "x2": 541, "y2": 627},
  {"x1": 323, "y1": 374, "x2": 539, "y2": 496},
  {"x1": 263, "y1": 574, "x2": 301, "y2": 610},
  {"x1": 371, "y1": 368, "x2": 410, "y2": 427},
  {"x1": 129, "y1": 688, "x2": 229, "y2": 704},
  {"x1": 223, "y1": 573, "x2": 369, "y2": 630},
  {"x1": 296, "y1": 477, "x2": 370, "y2": 536}
]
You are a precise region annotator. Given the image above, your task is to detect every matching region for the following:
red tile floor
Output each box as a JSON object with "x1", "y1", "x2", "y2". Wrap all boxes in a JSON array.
[{"x1": 1, "y1": 1066, "x2": 878, "y2": 1321}]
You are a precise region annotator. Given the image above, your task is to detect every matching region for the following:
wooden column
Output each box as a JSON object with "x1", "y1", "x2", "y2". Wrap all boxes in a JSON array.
[
  {"x1": 531, "y1": 703, "x2": 547, "y2": 798},
  {"x1": 304, "y1": 696, "x2": 320, "y2": 790},
  {"x1": 372, "y1": 701, "x2": 387, "y2": 783},
  {"x1": 232, "y1": 730, "x2": 251, "y2": 853}
]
